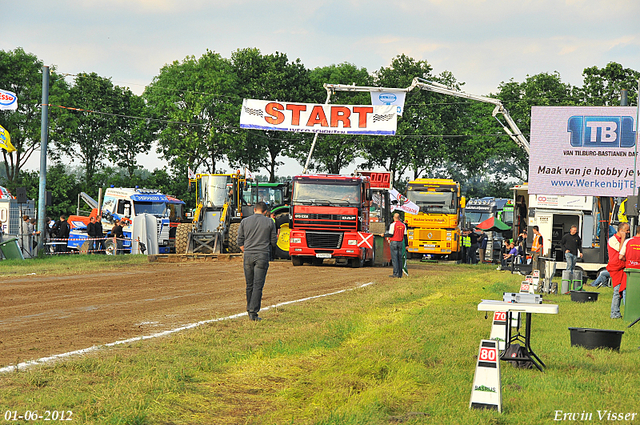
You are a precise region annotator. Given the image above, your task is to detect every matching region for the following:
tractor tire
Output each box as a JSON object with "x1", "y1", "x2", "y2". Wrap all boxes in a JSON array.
[
  {"x1": 275, "y1": 213, "x2": 291, "y2": 259},
  {"x1": 227, "y1": 222, "x2": 241, "y2": 253},
  {"x1": 175, "y1": 223, "x2": 191, "y2": 254}
]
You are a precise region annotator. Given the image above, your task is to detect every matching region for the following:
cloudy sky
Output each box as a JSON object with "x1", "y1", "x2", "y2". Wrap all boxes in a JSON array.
[{"x1": 4, "y1": 0, "x2": 640, "y2": 173}]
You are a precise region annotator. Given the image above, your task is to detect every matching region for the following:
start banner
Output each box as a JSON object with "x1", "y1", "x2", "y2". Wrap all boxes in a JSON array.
[
  {"x1": 240, "y1": 99, "x2": 397, "y2": 135},
  {"x1": 530, "y1": 106, "x2": 640, "y2": 196}
]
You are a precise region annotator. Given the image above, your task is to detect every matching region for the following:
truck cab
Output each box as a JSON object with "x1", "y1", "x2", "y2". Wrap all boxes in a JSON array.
[{"x1": 288, "y1": 174, "x2": 374, "y2": 267}]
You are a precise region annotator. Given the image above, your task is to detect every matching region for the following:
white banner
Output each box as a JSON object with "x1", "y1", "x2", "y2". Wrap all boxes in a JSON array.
[
  {"x1": 240, "y1": 99, "x2": 397, "y2": 135},
  {"x1": 389, "y1": 188, "x2": 419, "y2": 215},
  {"x1": 370, "y1": 90, "x2": 407, "y2": 116},
  {"x1": 0, "y1": 89, "x2": 18, "y2": 111},
  {"x1": 529, "y1": 106, "x2": 640, "y2": 196}
]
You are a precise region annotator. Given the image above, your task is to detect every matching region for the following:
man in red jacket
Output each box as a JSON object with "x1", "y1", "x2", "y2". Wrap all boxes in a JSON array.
[
  {"x1": 607, "y1": 223, "x2": 629, "y2": 319},
  {"x1": 385, "y1": 212, "x2": 406, "y2": 278}
]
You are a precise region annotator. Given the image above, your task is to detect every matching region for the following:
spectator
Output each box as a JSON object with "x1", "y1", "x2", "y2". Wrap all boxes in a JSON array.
[
  {"x1": 468, "y1": 228, "x2": 479, "y2": 265},
  {"x1": 607, "y1": 222, "x2": 629, "y2": 319},
  {"x1": 531, "y1": 225, "x2": 543, "y2": 272},
  {"x1": 111, "y1": 219, "x2": 125, "y2": 255},
  {"x1": 590, "y1": 270, "x2": 611, "y2": 288},
  {"x1": 561, "y1": 225, "x2": 582, "y2": 273},
  {"x1": 94, "y1": 216, "x2": 104, "y2": 254},
  {"x1": 87, "y1": 216, "x2": 97, "y2": 253},
  {"x1": 237, "y1": 201, "x2": 277, "y2": 321},
  {"x1": 500, "y1": 241, "x2": 518, "y2": 269},
  {"x1": 54, "y1": 215, "x2": 70, "y2": 253},
  {"x1": 477, "y1": 230, "x2": 487, "y2": 264}
]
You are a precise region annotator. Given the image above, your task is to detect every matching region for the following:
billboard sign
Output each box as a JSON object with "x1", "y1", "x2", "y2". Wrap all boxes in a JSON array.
[
  {"x1": 370, "y1": 90, "x2": 407, "y2": 116},
  {"x1": 529, "y1": 106, "x2": 639, "y2": 196},
  {"x1": 240, "y1": 99, "x2": 397, "y2": 135}
]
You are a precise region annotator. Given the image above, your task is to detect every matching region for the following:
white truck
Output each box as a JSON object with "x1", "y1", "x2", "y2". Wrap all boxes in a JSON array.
[
  {"x1": 69, "y1": 187, "x2": 178, "y2": 254},
  {"x1": 512, "y1": 183, "x2": 607, "y2": 277}
]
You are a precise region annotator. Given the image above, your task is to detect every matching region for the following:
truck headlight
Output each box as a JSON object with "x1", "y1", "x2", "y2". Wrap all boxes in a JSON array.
[
  {"x1": 348, "y1": 240, "x2": 357, "y2": 245},
  {"x1": 290, "y1": 237, "x2": 301, "y2": 244}
]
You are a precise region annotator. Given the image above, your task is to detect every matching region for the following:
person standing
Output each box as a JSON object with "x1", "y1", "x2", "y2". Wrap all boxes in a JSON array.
[
  {"x1": 460, "y1": 229, "x2": 470, "y2": 264},
  {"x1": 385, "y1": 212, "x2": 406, "y2": 278},
  {"x1": 54, "y1": 215, "x2": 70, "y2": 253},
  {"x1": 477, "y1": 230, "x2": 487, "y2": 264},
  {"x1": 561, "y1": 225, "x2": 582, "y2": 272},
  {"x1": 238, "y1": 201, "x2": 277, "y2": 321},
  {"x1": 531, "y1": 225, "x2": 543, "y2": 272},
  {"x1": 608, "y1": 223, "x2": 630, "y2": 319},
  {"x1": 94, "y1": 216, "x2": 104, "y2": 254},
  {"x1": 468, "y1": 228, "x2": 479, "y2": 265},
  {"x1": 87, "y1": 216, "x2": 97, "y2": 253},
  {"x1": 111, "y1": 219, "x2": 125, "y2": 255}
]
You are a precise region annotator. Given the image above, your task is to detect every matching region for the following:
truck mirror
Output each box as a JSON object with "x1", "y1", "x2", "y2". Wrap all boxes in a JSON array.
[
  {"x1": 460, "y1": 196, "x2": 466, "y2": 209},
  {"x1": 366, "y1": 188, "x2": 373, "y2": 201}
]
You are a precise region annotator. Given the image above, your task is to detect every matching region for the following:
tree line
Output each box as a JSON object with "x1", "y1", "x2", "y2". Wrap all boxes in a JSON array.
[{"x1": 1, "y1": 46, "x2": 639, "y2": 216}]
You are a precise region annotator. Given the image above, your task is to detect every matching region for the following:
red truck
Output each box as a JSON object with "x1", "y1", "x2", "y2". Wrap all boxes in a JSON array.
[{"x1": 288, "y1": 174, "x2": 375, "y2": 267}]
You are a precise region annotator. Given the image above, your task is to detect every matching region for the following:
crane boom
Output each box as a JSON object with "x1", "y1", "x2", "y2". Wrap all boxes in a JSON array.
[{"x1": 324, "y1": 77, "x2": 531, "y2": 156}]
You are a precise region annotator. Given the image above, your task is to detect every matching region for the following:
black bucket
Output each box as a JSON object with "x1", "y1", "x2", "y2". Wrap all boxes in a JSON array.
[
  {"x1": 570, "y1": 291, "x2": 599, "y2": 303},
  {"x1": 568, "y1": 328, "x2": 624, "y2": 350}
]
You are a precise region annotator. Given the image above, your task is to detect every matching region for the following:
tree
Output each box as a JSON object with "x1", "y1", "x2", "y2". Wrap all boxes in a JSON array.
[
  {"x1": 229, "y1": 48, "x2": 313, "y2": 181},
  {"x1": 578, "y1": 62, "x2": 640, "y2": 106},
  {"x1": 0, "y1": 48, "x2": 67, "y2": 183},
  {"x1": 52, "y1": 73, "x2": 126, "y2": 185},
  {"x1": 144, "y1": 50, "x2": 236, "y2": 177}
]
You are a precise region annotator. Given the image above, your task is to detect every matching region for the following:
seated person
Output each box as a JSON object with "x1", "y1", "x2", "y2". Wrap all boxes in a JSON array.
[{"x1": 501, "y1": 242, "x2": 519, "y2": 268}]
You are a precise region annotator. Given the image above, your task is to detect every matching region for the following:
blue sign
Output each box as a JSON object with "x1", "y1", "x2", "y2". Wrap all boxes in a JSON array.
[
  {"x1": 378, "y1": 93, "x2": 397, "y2": 104},
  {"x1": 568, "y1": 116, "x2": 636, "y2": 148},
  {"x1": 130, "y1": 194, "x2": 168, "y2": 202}
]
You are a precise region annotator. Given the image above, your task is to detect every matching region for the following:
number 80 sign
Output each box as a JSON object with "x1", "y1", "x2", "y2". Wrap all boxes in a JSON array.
[{"x1": 479, "y1": 347, "x2": 498, "y2": 363}]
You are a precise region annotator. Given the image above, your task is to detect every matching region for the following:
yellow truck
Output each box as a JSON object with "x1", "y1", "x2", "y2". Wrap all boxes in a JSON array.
[{"x1": 405, "y1": 178, "x2": 464, "y2": 260}]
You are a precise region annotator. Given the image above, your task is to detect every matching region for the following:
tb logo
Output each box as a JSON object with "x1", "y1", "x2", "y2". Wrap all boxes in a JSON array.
[{"x1": 567, "y1": 116, "x2": 635, "y2": 148}]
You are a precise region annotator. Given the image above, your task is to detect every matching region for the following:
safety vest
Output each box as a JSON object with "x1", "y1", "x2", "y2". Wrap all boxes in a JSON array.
[
  {"x1": 531, "y1": 234, "x2": 542, "y2": 252},
  {"x1": 462, "y1": 235, "x2": 471, "y2": 248}
]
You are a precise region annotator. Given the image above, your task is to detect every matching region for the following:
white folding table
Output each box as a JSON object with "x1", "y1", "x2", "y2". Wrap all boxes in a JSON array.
[{"x1": 478, "y1": 301, "x2": 559, "y2": 371}]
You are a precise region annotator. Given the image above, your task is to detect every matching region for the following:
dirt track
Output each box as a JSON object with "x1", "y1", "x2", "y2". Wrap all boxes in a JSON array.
[{"x1": 0, "y1": 258, "x2": 402, "y2": 368}]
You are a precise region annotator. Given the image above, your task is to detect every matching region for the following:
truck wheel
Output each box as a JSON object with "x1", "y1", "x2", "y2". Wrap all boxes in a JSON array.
[
  {"x1": 350, "y1": 251, "x2": 365, "y2": 268},
  {"x1": 227, "y1": 223, "x2": 241, "y2": 253},
  {"x1": 292, "y1": 256, "x2": 303, "y2": 266},
  {"x1": 175, "y1": 223, "x2": 191, "y2": 254},
  {"x1": 104, "y1": 239, "x2": 117, "y2": 256},
  {"x1": 365, "y1": 246, "x2": 376, "y2": 266},
  {"x1": 275, "y1": 213, "x2": 291, "y2": 259}
]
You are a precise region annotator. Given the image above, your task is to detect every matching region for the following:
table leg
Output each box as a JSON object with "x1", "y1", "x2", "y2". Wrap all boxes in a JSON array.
[{"x1": 524, "y1": 313, "x2": 546, "y2": 369}]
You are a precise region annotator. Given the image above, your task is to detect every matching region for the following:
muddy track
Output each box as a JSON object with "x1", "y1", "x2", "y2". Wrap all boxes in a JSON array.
[{"x1": 0, "y1": 259, "x2": 438, "y2": 368}]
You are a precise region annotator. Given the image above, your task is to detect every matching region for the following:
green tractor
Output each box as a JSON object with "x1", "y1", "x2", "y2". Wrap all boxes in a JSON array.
[
  {"x1": 175, "y1": 174, "x2": 291, "y2": 257},
  {"x1": 243, "y1": 182, "x2": 291, "y2": 259}
]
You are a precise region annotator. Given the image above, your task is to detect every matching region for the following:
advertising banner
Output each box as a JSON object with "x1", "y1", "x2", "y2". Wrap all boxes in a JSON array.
[
  {"x1": 389, "y1": 188, "x2": 419, "y2": 215},
  {"x1": 0, "y1": 89, "x2": 18, "y2": 111},
  {"x1": 240, "y1": 99, "x2": 397, "y2": 135},
  {"x1": 0, "y1": 125, "x2": 16, "y2": 152},
  {"x1": 370, "y1": 90, "x2": 407, "y2": 116},
  {"x1": 529, "y1": 106, "x2": 639, "y2": 196}
]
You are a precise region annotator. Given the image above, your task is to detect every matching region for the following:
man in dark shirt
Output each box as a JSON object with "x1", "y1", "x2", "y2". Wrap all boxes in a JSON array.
[
  {"x1": 560, "y1": 225, "x2": 582, "y2": 272},
  {"x1": 468, "y1": 228, "x2": 479, "y2": 264},
  {"x1": 54, "y1": 215, "x2": 70, "y2": 253},
  {"x1": 238, "y1": 202, "x2": 277, "y2": 321}
]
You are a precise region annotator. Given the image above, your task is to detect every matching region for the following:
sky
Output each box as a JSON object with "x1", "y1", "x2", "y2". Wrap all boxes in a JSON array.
[{"x1": 4, "y1": 0, "x2": 640, "y2": 176}]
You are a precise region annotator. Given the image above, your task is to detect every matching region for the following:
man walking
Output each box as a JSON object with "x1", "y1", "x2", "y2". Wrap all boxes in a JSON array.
[
  {"x1": 238, "y1": 201, "x2": 277, "y2": 321},
  {"x1": 385, "y1": 212, "x2": 406, "y2": 278},
  {"x1": 561, "y1": 225, "x2": 582, "y2": 272},
  {"x1": 477, "y1": 230, "x2": 487, "y2": 264},
  {"x1": 531, "y1": 225, "x2": 543, "y2": 273},
  {"x1": 608, "y1": 223, "x2": 630, "y2": 319},
  {"x1": 468, "y1": 228, "x2": 479, "y2": 265}
]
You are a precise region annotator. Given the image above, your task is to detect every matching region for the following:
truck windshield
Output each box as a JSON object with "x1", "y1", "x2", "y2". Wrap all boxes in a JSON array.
[
  {"x1": 134, "y1": 202, "x2": 168, "y2": 216},
  {"x1": 243, "y1": 186, "x2": 284, "y2": 206},
  {"x1": 293, "y1": 182, "x2": 360, "y2": 206},
  {"x1": 407, "y1": 190, "x2": 456, "y2": 214},
  {"x1": 198, "y1": 175, "x2": 228, "y2": 207},
  {"x1": 466, "y1": 212, "x2": 492, "y2": 225}
]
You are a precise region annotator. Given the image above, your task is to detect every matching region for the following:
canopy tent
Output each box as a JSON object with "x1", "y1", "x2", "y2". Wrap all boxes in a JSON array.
[{"x1": 476, "y1": 216, "x2": 511, "y2": 232}]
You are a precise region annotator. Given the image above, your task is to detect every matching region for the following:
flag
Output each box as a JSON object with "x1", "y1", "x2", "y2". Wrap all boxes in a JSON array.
[
  {"x1": 389, "y1": 188, "x2": 419, "y2": 215},
  {"x1": 0, "y1": 125, "x2": 16, "y2": 152},
  {"x1": 245, "y1": 168, "x2": 254, "y2": 180},
  {"x1": 370, "y1": 90, "x2": 407, "y2": 116},
  {"x1": 188, "y1": 167, "x2": 196, "y2": 179},
  {"x1": 0, "y1": 89, "x2": 18, "y2": 111}
]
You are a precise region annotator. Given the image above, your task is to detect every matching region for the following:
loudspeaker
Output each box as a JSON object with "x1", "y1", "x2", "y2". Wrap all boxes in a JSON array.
[
  {"x1": 16, "y1": 187, "x2": 27, "y2": 204},
  {"x1": 626, "y1": 196, "x2": 639, "y2": 217},
  {"x1": 46, "y1": 190, "x2": 53, "y2": 206}
]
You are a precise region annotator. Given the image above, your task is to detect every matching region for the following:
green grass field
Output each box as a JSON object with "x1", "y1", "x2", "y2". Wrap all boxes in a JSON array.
[
  {"x1": 1, "y1": 263, "x2": 639, "y2": 424},
  {"x1": 0, "y1": 255, "x2": 148, "y2": 277}
]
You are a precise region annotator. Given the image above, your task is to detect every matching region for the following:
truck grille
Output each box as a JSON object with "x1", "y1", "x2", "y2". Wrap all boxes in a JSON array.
[
  {"x1": 294, "y1": 214, "x2": 357, "y2": 231},
  {"x1": 307, "y1": 231, "x2": 343, "y2": 249}
]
